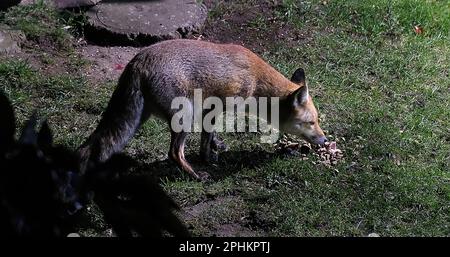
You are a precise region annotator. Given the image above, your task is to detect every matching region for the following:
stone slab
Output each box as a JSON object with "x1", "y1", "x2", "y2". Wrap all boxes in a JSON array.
[{"x1": 85, "y1": 0, "x2": 207, "y2": 45}]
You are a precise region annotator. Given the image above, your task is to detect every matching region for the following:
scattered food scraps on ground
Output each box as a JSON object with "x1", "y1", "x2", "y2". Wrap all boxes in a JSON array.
[{"x1": 275, "y1": 135, "x2": 344, "y2": 166}]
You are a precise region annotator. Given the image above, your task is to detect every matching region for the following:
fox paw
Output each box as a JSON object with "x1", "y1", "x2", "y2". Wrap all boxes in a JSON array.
[
  {"x1": 196, "y1": 171, "x2": 211, "y2": 182},
  {"x1": 212, "y1": 138, "x2": 228, "y2": 152}
]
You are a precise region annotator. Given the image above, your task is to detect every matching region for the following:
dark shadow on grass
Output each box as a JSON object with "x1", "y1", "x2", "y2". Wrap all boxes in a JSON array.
[{"x1": 130, "y1": 149, "x2": 282, "y2": 182}]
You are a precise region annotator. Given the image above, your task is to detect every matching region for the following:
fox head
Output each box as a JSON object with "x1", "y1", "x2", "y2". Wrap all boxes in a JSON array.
[{"x1": 279, "y1": 68, "x2": 327, "y2": 145}]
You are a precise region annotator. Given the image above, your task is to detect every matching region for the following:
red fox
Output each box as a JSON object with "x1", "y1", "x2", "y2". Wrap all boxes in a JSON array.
[{"x1": 78, "y1": 39, "x2": 327, "y2": 179}]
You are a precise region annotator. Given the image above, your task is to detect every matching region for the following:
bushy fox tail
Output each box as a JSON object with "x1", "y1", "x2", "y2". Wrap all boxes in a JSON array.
[{"x1": 78, "y1": 64, "x2": 144, "y2": 173}]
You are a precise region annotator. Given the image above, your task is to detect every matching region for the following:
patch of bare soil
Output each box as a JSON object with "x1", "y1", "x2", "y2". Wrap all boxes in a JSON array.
[
  {"x1": 213, "y1": 223, "x2": 258, "y2": 237},
  {"x1": 182, "y1": 196, "x2": 267, "y2": 237},
  {"x1": 78, "y1": 44, "x2": 141, "y2": 84},
  {"x1": 1, "y1": 45, "x2": 76, "y2": 79}
]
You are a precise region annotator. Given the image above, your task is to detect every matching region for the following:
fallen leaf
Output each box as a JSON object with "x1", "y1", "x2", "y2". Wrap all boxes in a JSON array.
[{"x1": 414, "y1": 25, "x2": 423, "y2": 34}]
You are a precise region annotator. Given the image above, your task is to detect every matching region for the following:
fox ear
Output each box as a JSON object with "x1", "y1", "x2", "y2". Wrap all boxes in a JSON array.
[
  {"x1": 292, "y1": 85, "x2": 309, "y2": 106},
  {"x1": 0, "y1": 91, "x2": 16, "y2": 150},
  {"x1": 19, "y1": 113, "x2": 38, "y2": 145},
  {"x1": 291, "y1": 68, "x2": 306, "y2": 85},
  {"x1": 38, "y1": 120, "x2": 53, "y2": 148}
]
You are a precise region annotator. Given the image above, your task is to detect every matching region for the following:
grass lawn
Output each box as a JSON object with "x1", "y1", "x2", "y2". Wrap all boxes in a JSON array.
[{"x1": 0, "y1": 0, "x2": 449, "y2": 236}]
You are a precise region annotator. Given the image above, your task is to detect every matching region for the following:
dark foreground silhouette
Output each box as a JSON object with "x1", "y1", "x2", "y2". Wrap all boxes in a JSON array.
[{"x1": 0, "y1": 91, "x2": 189, "y2": 237}]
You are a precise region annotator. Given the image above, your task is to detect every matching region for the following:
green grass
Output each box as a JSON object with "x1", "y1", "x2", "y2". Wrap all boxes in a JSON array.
[
  {"x1": 1, "y1": 0, "x2": 75, "y2": 50},
  {"x1": 256, "y1": 0, "x2": 450, "y2": 236},
  {"x1": 1, "y1": 0, "x2": 449, "y2": 236},
  {"x1": 0, "y1": 58, "x2": 111, "y2": 149}
]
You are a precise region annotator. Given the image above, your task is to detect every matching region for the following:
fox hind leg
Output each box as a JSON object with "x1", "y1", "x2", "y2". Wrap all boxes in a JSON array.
[{"x1": 169, "y1": 131, "x2": 201, "y2": 180}]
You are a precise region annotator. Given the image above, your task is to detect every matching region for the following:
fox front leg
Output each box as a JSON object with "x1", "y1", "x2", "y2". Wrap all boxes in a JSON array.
[
  {"x1": 200, "y1": 131, "x2": 227, "y2": 163},
  {"x1": 211, "y1": 132, "x2": 228, "y2": 152},
  {"x1": 200, "y1": 112, "x2": 227, "y2": 163}
]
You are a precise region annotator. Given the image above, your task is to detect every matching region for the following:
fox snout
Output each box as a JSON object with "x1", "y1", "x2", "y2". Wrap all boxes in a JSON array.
[
  {"x1": 309, "y1": 124, "x2": 327, "y2": 145},
  {"x1": 310, "y1": 135, "x2": 328, "y2": 145}
]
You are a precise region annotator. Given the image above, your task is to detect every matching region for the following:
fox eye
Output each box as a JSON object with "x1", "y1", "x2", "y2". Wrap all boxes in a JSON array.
[{"x1": 308, "y1": 122, "x2": 315, "y2": 125}]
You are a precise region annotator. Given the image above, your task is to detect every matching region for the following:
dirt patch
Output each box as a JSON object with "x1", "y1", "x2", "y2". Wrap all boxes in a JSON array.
[
  {"x1": 78, "y1": 44, "x2": 141, "y2": 84},
  {"x1": 182, "y1": 196, "x2": 266, "y2": 237},
  {"x1": 1, "y1": 44, "x2": 80, "y2": 80},
  {"x1": 213, "y1": 223, "x2": 259, "y2": 237}
]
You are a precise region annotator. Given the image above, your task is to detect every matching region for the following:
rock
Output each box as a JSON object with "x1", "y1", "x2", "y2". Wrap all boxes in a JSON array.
[
  {"x1": 0, "y1": 0, "x2": 20, "y2": 10},
  {"x1": 85, "y1": 0, "x2": 208, "y2": 46},
  {"x1": 0, "y1": 26, "x2": 25, "y2": 55},
  {"x1": 52, "y1": 0, "x2": 100, "y2": 9},
  {"x1": 368, "y1": 233, "x2": 380, "y2": 237}
]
